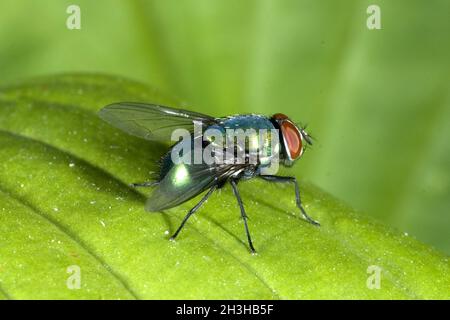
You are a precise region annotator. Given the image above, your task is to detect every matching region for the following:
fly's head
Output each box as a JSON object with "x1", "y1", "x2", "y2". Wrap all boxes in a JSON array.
[{"x1": 271, "y1": 113, "x2": 313, "y2": 167}]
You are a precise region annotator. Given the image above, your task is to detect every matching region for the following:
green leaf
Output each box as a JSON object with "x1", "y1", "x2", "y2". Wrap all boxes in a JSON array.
[
  {"x1": 1, "y1": 0, "x2": 450, "y2": 254},
  {"x1": 0, "y1": 74, "x2": 448, "y2": 299}
]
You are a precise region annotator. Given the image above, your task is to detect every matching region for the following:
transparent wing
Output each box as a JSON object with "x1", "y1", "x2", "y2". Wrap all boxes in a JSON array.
[
  {"x1": 146, "y1": 146, "x2": 248, "y2": 211},
  {"x1": 146, "y1": 162, "x2": 218, "y2": 211},
  {"x1": 98, "y1": 102, "x2": 217, "y2": 141}
]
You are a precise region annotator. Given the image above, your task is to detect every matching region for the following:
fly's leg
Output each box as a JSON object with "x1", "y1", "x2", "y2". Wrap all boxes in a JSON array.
[
  {"x1": 260, "y1": 175, "x2": 320, "y2": 226},
  {"x1": 130, "y1": 181, "x2": 159, "y2": 188},
  {"x1": 170, "y1": 185, "x2": 218, "y2": 240},
  {"x1": 230, "y1": 178, "x2": 256, "y2": 254}
]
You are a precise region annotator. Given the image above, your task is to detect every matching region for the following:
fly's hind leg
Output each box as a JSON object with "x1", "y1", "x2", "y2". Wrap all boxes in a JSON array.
[
  {"x1": 130, "y1": 181, "x2": 159, "y2": 188},
  {"x1": 260, "y1": 175, "x2": 320, "y2": 226},
  {"x1": 170, "y1": 185, "x2": 218, "y2": 240}
]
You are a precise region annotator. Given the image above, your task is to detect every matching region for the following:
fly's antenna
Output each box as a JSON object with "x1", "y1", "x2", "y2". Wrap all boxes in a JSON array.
[{"x1": 296, "y1": 122, "x2": 314, "y2": 146}]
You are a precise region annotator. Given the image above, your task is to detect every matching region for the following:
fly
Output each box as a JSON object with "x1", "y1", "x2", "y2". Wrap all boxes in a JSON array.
[{"x1": 99, "y1": 103, "x2": 320, "y2": 253}]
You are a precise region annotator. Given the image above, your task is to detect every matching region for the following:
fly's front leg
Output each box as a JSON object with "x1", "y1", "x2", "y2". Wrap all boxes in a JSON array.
[{"x1": 260, "y1": 175, "x2": 320, "y2": 226}]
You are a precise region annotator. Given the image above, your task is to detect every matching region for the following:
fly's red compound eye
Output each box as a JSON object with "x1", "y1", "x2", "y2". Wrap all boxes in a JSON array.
[{"x1": 280, "y1": 120, "x2": 303, "y2": 160}]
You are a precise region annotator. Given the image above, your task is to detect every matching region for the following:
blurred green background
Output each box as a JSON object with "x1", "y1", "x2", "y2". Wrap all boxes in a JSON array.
[{"x1": 0, "y1": 0, "x2": 449, "y2": 254}]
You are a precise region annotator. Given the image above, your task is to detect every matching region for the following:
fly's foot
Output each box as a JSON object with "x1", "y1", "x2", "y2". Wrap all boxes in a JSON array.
[
  {"x1": 299, "y1": 205, "x2": 320, "y2": 227},
  {"x1": 304, "y1": 215, "x2": 320, "y2": 227}
]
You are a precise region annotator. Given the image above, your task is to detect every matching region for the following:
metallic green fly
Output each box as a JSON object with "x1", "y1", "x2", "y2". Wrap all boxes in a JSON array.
[{"x1": 99, "y1": 103, "x2": 319, "y2": 253}]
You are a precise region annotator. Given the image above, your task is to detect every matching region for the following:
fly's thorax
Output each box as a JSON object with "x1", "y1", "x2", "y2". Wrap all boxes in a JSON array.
[
  {"x1": 217, "y1": 115, "x2": 281, "y2": 167},
  {"x1": 167, "y1": 115, "x2": 281, "y2": 174}
]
